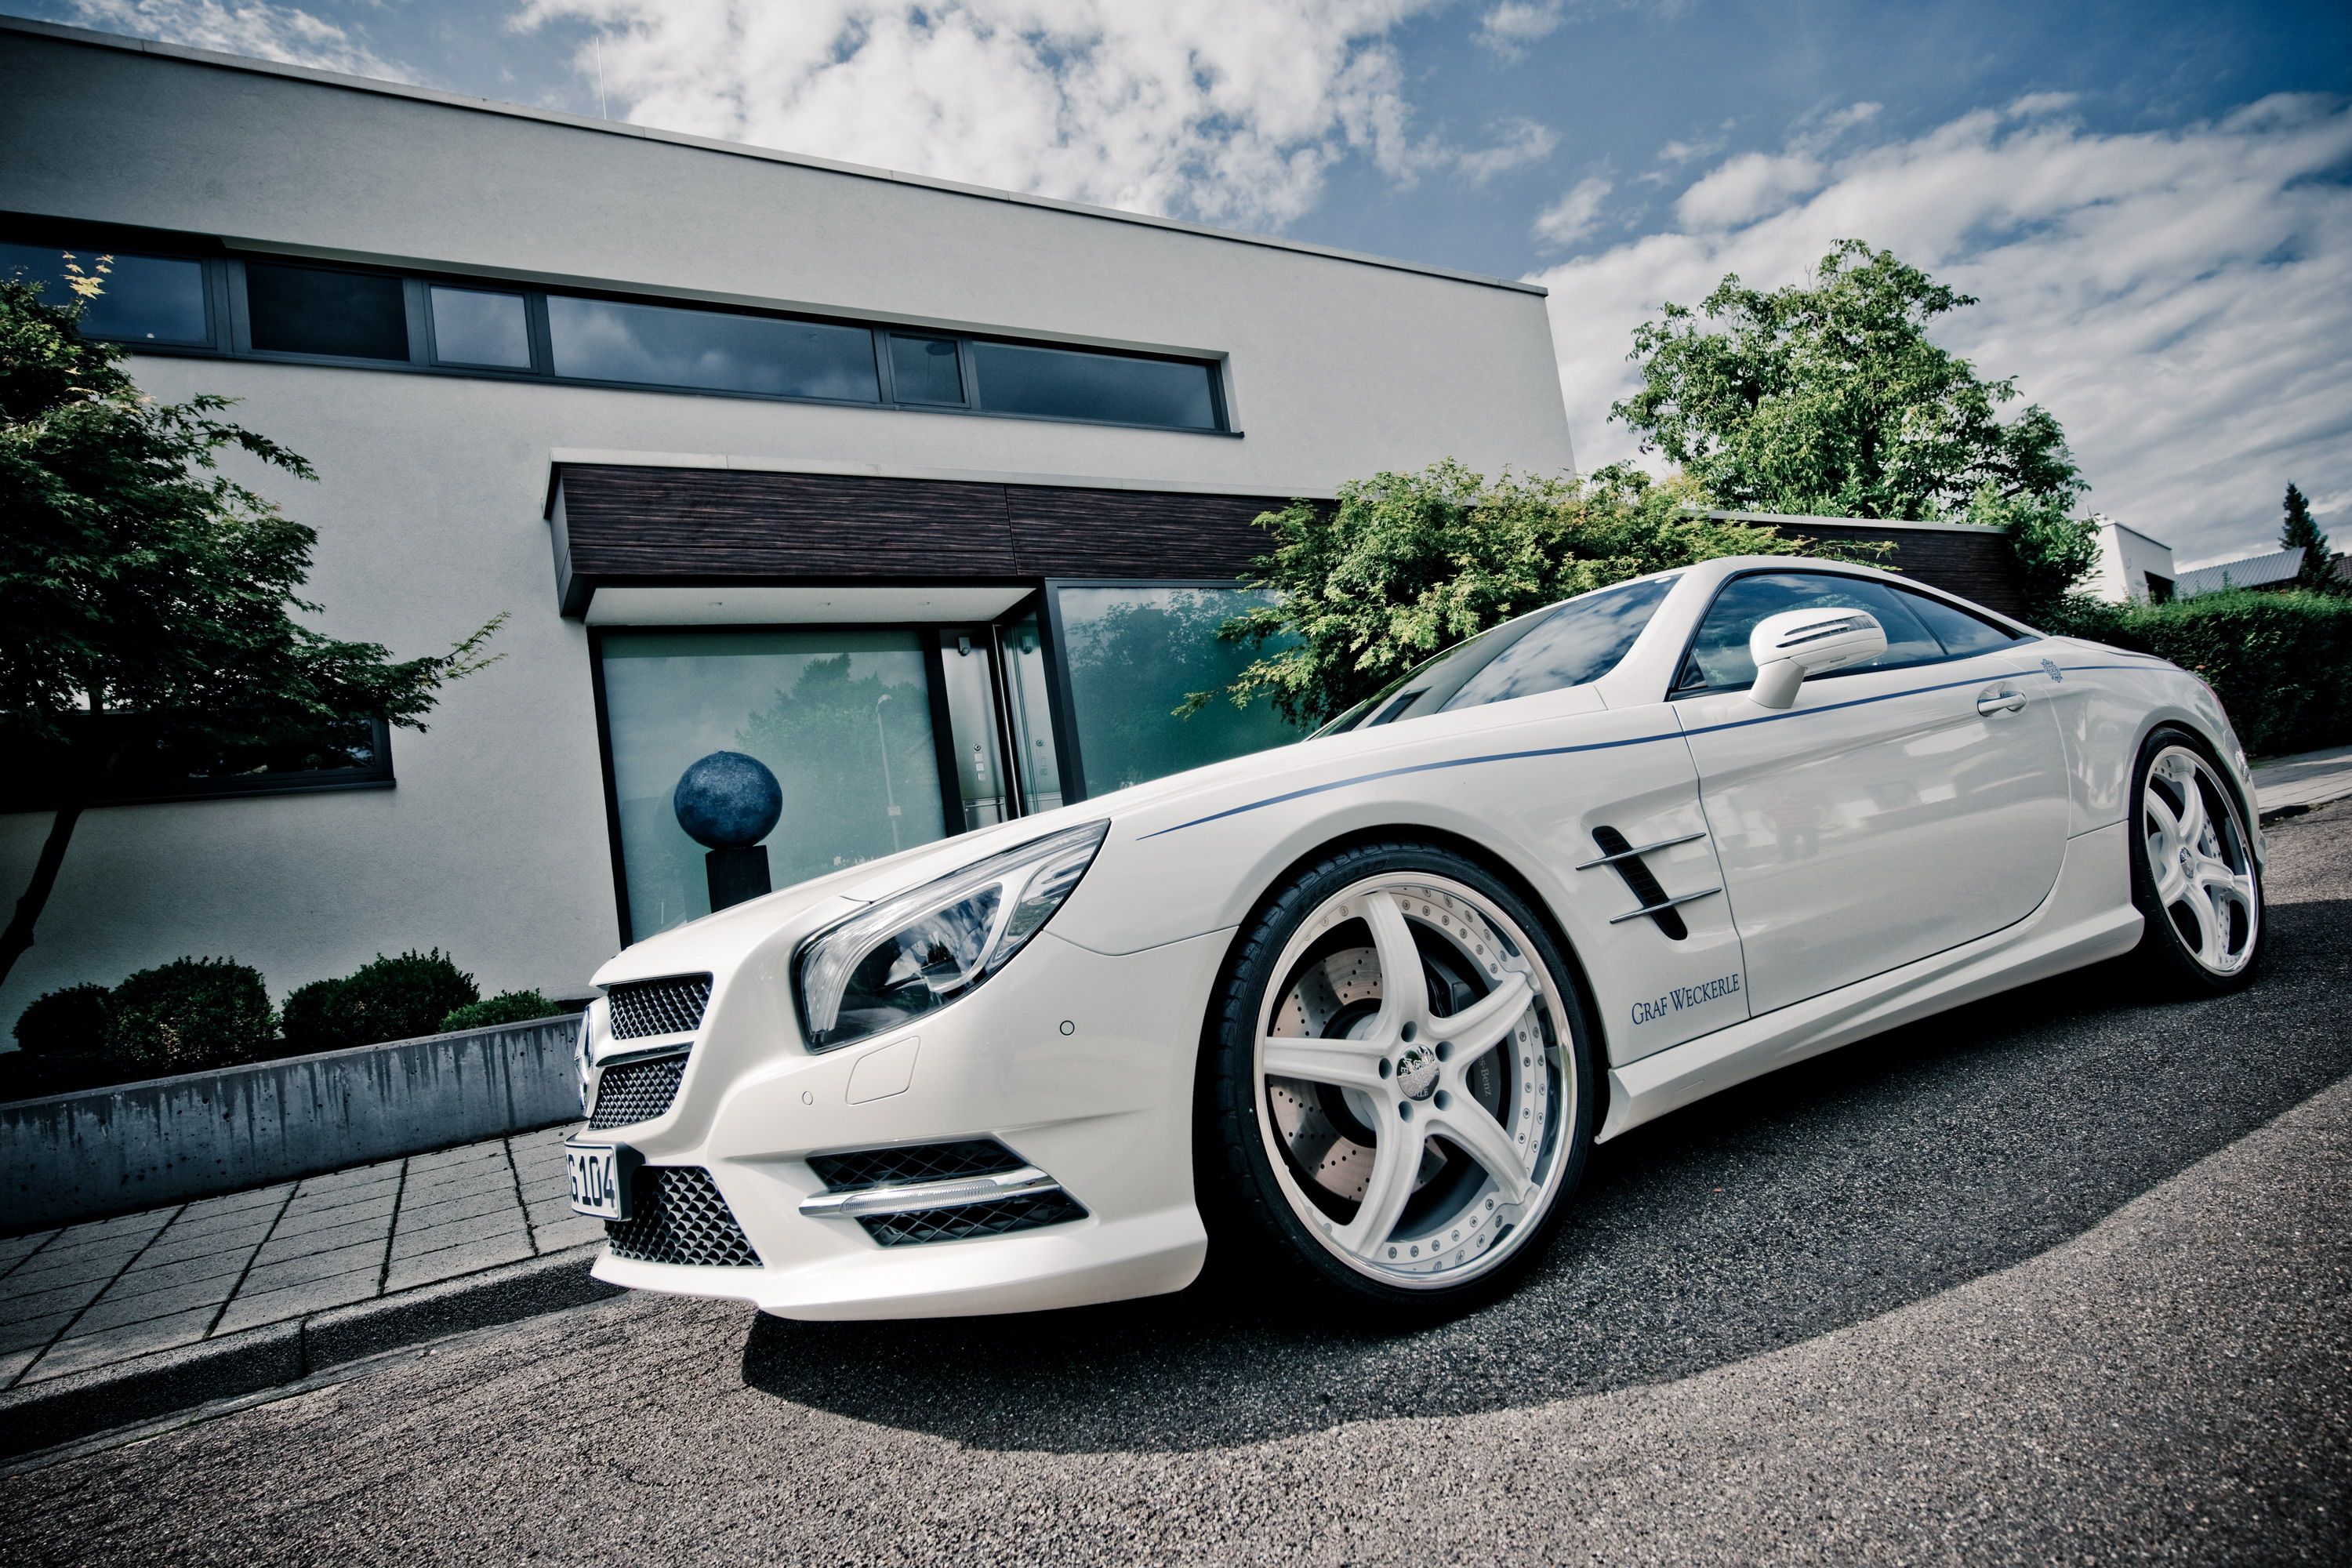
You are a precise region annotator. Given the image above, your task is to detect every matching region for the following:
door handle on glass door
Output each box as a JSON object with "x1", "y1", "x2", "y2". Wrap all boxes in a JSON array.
[{"x1": 1976, "y1": 688, "x2": 2027, "y2": 716}]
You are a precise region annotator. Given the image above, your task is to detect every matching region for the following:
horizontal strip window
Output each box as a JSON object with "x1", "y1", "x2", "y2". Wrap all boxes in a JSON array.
[
  {"x1": 0, "y1": 227, "x2": 1231, "y2": 434},
  {"x1": 0, "y1": 713, "x2": 394, "y2": 812}
]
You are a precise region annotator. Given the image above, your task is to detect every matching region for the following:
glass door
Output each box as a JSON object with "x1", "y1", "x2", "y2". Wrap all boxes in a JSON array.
[{"x1": 934, "y1": 628, "x2": 1013, "y2": 829}]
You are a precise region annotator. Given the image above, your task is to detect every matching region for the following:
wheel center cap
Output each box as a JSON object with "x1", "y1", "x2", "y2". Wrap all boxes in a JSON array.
[{"x1": 1395, "y1": 1044, "x2": 1439, "y2": 1102}]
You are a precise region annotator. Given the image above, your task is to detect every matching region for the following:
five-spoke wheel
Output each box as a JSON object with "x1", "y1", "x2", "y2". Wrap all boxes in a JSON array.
[
  {"x1": 1201, "y1": 843, "x2": 1592, "y2": 1311},
  {"x1": 2130, "y1": 730, "x2": 2263, "y2": 990}
]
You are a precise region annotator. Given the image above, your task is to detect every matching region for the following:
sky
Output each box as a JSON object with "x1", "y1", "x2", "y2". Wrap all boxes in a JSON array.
[{"x1": 9, "y1": 1, "x2": 2351, "y2": 568}]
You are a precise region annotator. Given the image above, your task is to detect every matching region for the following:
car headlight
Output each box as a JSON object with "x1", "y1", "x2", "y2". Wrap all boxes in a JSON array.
[{"x1": 793, "y1": 821, "x2": 1110, "y2": 1052}]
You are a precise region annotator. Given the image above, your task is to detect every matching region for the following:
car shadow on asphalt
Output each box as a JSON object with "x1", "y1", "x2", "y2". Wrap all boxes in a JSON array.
[{"x1": 741, "y1": 885, "x2": 2352, "y2": 1456}]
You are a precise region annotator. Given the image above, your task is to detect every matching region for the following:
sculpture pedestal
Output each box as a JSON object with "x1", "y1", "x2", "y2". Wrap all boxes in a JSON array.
[{"x1": 705, "y1": 844, "x2": 771, "y2": 911}]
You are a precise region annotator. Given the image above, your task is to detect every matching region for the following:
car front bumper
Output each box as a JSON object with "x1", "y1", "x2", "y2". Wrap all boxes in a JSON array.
[{"x1": 583, "y1": 927, "x2": 1229, "y2": 1320}]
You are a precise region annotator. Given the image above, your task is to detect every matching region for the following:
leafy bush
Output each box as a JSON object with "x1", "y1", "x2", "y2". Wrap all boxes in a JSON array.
[
  {"x1": 278, "y1": 976, "x2": 356, "y2": 1055},
  {"x1": 13, "y1": 982, "x2": 112, "y2": 1055},
  {"x1": 103, "y1": 957, "x2": 276, "y2": 1075},
  {"x1": 283, "y1": 949, "x2": 480, "y2": 1051},
  {"x1": 2045, "y1": 586, "x2": 2352, "y2": 755},
  {"x1": 1194, "y1": 462, "x2": 1889, "y2": 728},
  {"x1": 440, "y1": 989, "x2": 560, "y2": 1033}
]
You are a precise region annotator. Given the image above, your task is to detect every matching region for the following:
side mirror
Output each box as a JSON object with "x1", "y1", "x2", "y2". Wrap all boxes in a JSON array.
[{"x1": 1747, "y1": 607, "x2": 1888, "y2": 709}]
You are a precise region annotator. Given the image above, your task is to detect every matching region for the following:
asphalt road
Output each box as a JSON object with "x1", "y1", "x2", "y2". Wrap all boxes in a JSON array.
[{"x1": 15, "y1": 804, "x2": 2351, "y2": 1566}]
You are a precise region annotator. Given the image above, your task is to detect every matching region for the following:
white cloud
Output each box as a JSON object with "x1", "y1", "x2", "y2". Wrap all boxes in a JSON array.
[
  {"x1": 1455, "y1": 117, "x2": 1559, "y2": 185},
  {"x1": 1475, "y1": 0, "x2": 1565, "y2": 59},
  {"x1": 510, "y1": 1, "x2": 1452, "y2": 230},
  {"x1": 1533, "y1": 175, "x2": 1612, "y2": 249},
  {"x1": 1532, "y1": 93, "x2": 2352, "y2": 563},
  {"x1": 69, "y1": 0, "x2": 409, "y2": 79}
]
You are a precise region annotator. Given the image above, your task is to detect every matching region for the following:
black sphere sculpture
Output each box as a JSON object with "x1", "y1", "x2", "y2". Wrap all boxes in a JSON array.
[{"x1": 673, "y1": 751, "x2": 782, "y2": 909}]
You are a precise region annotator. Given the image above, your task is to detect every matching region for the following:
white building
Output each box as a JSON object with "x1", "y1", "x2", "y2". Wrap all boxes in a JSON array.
[
  {"x1": 0, "y1": 19, "x2": 1577, "y2": 1023},
  {"x1": 2084, "y1": 516, "x2": 2178, "y2": 604}
]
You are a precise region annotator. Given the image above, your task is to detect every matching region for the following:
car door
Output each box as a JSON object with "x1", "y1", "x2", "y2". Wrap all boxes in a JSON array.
[{"x1": 1670, "y1": 570, "x2": 2071, "y2": 1017}]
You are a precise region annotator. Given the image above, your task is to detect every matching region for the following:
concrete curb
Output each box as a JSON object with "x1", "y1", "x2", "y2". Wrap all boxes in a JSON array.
[{"x1": 0, "y1": 1243, "x2": 615, "y2": 1461}]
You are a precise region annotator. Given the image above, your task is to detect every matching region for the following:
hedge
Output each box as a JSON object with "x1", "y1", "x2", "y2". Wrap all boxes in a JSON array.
[
  {"x1": 441, "y1": 989, "x2": 560, "y2": 1033},
  {"x1": 103, "y1": 957, "x2": 277, "y2": 1076},
  {"x1": 278, "y1": 949, "x2": 481, "y2": 1054},
  {"x1": 2047, "y1": 586, "x2": 2352, "y2": 756}
]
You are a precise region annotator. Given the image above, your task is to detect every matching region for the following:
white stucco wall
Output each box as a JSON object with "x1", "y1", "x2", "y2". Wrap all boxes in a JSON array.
[
  {"x1": 0, "y1": 21, "x2": 1577, "y2": 1026},
  {"x1": 2085, "y1": 518, "x2": 2178, "y2": 604}
]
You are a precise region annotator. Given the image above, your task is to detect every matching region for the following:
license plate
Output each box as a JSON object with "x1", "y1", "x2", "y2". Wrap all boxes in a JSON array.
[{"x1": 566, "y1": 1141, "x2": 630, "y2": 1220}]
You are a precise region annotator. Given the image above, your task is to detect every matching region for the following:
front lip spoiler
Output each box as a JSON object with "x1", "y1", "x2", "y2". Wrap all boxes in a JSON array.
[{"x1": 797, "y1": 1166, "x2": 1061, "y2": 1220}]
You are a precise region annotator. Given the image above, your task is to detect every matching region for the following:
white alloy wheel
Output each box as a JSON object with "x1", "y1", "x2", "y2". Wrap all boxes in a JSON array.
[
  {"x1": 2140, "y1": 743, "x2": 2260, "y2": 978},
  {"x1": 1252, "y1": 873, "x2": 1573, "y2": 1290}
]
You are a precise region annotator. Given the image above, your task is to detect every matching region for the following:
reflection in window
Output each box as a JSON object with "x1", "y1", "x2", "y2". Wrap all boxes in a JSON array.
[
  {"x1": 548, "y1": 296, "x2": 879, "y2": 401},
  {"x1": 1895, "y1": 586, "x2": 2024, "y2": 655},
  {"x1": 245, "y1": 261, "x2": 411, "y2": 361},
  {"x1": 0, "y1": 243, "x2": 210, "y2": 345},
  {"x1": 0, "y1": 713, "x2": 390, "y2": 810},
  {"x1": 888, "y1": 333, "x2": 964, "y2": 404},
  {"x1": 1324, "y1": 577, "x2": 1676, "y2": 734},
  {"x1": 598, "y1": 630, "x2": 943, "y2": 937},
  {"x1": 429, "y1": 285, "x2": 532, "y2": 368},
  {"x1": 1055, "y1": 586, "x2": 1301, "y2": 796},
  {"x1": 1677, "y1": 572, "x2": 1947, "y2": 692},
  {"x1": 973, "y1": 341, "x2": 1218, "y2": 430}
]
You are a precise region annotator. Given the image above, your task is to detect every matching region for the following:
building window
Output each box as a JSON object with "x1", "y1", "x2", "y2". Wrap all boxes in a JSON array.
[
  {"x1": 548, "y1": 295, "x2": 881, "y2": 402},
  {"x1": 4, "y1": 223, "x2": 1231, "y2": 433},
  {"x1": 597, "y1": 630, "x2": 946, "y2": 938},
  {"x1": 427, "y1": 285, "x2": 532, "y2": 369},
  {"x1": 0, "y1": 242, "x2": 211, "y2": 345},
  {"x1": 886, "y1": 332, "x2": 965, "y2": 405},
  {"x1": 0, "y1": 715, "x2": 393, "y2": 812},
  {"x1": 243, "y1": 260, "x2": 411, "y2": 361},
  {"x1": 972, "y1": 340, "x2": 1220, "y2": 430},
  {"x1": 1051, "y1": 585, "x2": 1302, "y2": 796}
]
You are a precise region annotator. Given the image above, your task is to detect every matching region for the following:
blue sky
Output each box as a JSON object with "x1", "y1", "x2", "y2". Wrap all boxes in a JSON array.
[{"x1": 12, "y1": 0, "x2": 2352, "y2": 566}]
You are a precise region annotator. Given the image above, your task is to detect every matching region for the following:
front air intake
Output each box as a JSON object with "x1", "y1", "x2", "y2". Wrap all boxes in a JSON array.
[
  {"x1": 605, "y1": 1166, "x2": 760, "y2": 1268},
  {"x1": 800, "y1": 1138, "x2": 1087, "y2": 1246},
  {"x1": 587, "y1": 1052, "x2": 687, "y2": 1131}
]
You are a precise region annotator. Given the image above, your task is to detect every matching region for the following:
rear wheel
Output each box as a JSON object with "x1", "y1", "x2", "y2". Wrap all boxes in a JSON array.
[
  {"x1": 1197, "y1": 840, "x2": 1595, "y2": 1316},
  {"x1": 2127, "y1": 728, "x2": 2263, "y2": 993}
]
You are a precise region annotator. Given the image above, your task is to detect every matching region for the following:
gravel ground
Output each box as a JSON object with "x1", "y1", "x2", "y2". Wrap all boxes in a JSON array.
[{"x1": 13, "y1": 803, "x2": 2350, "y2": 1566}]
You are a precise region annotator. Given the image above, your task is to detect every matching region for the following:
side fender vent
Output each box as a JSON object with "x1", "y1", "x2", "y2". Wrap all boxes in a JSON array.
[{"x1": 1591, "y1": 826, "x2": 1689, "y2": 940}]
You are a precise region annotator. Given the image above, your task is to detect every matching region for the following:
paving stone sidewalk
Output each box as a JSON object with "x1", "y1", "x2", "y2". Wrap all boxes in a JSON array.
[
  {"x1": 0, "y1": 1123, "x2": 590, "y2": 1391},
  {"x1": 2252, "y1": 742, "x2": 2352, "y2": 817}
]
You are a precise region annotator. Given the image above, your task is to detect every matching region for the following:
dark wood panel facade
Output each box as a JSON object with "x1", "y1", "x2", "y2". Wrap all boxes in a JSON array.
[{"x1": 548, "y1": 464, "x2": 2026, "y2": 619}]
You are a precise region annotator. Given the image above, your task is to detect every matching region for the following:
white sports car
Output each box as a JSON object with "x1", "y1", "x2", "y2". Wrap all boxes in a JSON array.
[{"x1": 564, "y1": 554, "x2": 2264, "y2": 1319}]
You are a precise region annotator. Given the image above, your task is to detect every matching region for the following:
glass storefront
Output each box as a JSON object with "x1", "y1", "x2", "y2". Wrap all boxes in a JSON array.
[
  {"x1": 599, "y1": 630, "x2": 946, "y2": 937},
  {"x1": 1053, "y1": 585, "x2": 1304, "y2": 797},
  {"x1": 595, "y1": 589, "x2": 1305, "y2": 939}
]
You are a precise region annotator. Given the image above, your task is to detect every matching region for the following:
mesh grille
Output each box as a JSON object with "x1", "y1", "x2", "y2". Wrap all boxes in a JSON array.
[
  {"x1": 605, "y1": 1167, "x2": 760, "y2": 1268},
  {"x1": 607, "y1": 975, "x2": 711, "y2": 1039},
  {"x1": 587, "y1": 1054, "x2": 686, "y2": 1131},
  {"x1": 806, "y1": 1138, "x2": 1025, "y2": 1192},
  {"x1": 861, "y1": 1191, "x2": 1088, "y2": 1247}
]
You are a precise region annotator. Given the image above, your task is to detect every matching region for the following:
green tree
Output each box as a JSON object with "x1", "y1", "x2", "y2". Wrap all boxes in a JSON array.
[
  {"x1": 0, "y1": 267, "x2": 500, "y2": 986},
  {"x1": 1192, "y1": 461, "x2": 1878, "y2": 729},
  {"x1": 2280, "y1": 483, "x2": 2339, "y2": 593},
  {"x1": 733, "y1": 652, "x2": 936, "y2": 880}
]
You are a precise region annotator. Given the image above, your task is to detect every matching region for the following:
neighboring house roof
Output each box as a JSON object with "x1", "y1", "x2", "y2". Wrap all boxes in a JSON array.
[{"x1": 2173, "y1": 548, "x2": 2305, "y2": 597}]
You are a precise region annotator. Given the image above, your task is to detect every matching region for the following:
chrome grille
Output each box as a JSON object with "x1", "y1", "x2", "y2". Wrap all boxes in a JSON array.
[
  {"x1": 587, "y1": 1054, "x2": 686, "y2": 1131},
  {"x1": 806, "y1": 1138, "x2": 1024, "y2": 1192},
  {"x1": 862, "y1": 1191, "x2": 1088, "y2": 1247},
  {"x1": 606, "y1": 975, "x2": 710, "y2": 1039},
  {"x1": 605, "y1": 1167, "x2": 760, "y2": 1268}
]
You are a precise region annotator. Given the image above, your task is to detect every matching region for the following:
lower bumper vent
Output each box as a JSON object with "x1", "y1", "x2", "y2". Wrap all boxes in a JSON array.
[
  {"x1": 588, "y1": 1052, "x2": 686, "y2": 1131},
  {"x1": 606, "y1": 1166, "x2": 760, "y2": 1268},
  {"x1": 801, "y1": 1138, "x2": 1087, "y2": 1247}
]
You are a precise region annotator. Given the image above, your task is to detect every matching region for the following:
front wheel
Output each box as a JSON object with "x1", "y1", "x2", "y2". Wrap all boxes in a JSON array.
[
  {"x1": 1197, "y1": 840, "x2": 1595, "y2": 1316},
  {"x1": 2127, "y1": 728, "x2": 2263, "y2": 993}
]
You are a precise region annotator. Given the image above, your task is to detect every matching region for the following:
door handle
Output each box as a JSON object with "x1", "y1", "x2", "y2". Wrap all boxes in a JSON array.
[{"x1": 1976, "y1": 688, "x2": 2027, "y2": 716}]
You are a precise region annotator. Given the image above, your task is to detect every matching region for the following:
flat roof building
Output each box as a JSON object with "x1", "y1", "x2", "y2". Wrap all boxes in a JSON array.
[{"x1": 0, "y1": 19, "x2": 1577, "y2": 1021}]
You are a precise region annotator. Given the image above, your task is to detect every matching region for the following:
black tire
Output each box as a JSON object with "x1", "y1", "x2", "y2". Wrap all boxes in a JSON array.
[
  {"x1": 1194, "y1": 838, "x2": 1597, "y2": 1319},
  {"x1": 2125, "y1": 724, "x2": 2264, "y2": 995}
]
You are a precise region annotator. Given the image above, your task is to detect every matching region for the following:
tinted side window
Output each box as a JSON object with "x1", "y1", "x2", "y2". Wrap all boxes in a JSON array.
[
  {"x1": 1896, "y1": 586, "x2": 2024, "y2": 655},
  {"x1": 0, "y1": 244, "x2": 211, "y2": 345},
  {"x1": 245, "y1": 262, "x2": 410, "y2": 360},
  {"x1": 1676, "y1": 573, "x2": 1946, "y2": 692},
  {"x1": 971, "y1": 340, "x2": 1218, "y2": 430},
  {"x1": 546, "y1": 296, "x2": 881, "y2": 401}
]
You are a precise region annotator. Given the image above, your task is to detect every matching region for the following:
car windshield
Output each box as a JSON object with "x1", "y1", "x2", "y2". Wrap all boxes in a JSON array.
[{"x1": 1316, "y1": 575, "x2": 1678, "y2": 736}]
